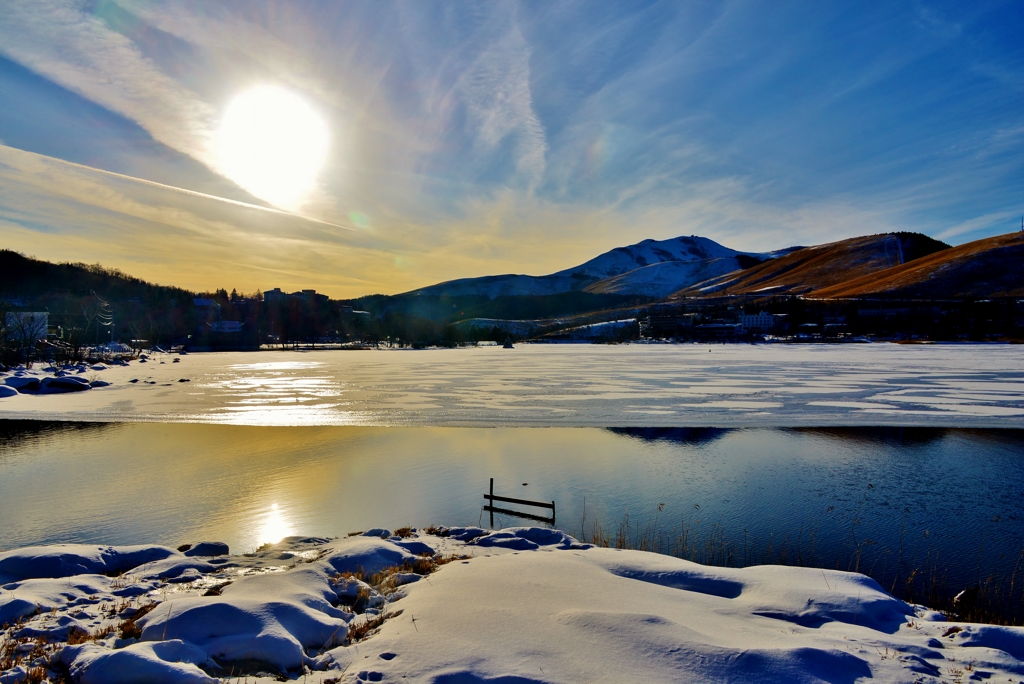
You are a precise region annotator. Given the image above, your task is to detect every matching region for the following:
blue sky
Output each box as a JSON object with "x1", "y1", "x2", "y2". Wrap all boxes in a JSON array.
[{"x1": 0, "y1": 0, "x2": 1021, "y2": 296}]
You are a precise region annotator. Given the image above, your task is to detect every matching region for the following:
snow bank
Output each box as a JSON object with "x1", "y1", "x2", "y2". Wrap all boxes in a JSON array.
[
  {"x1": 3, "y1": 529, "x2": 1024, "y2": 682},
  {"x1": 0, "y1": 544, "x2": 177, "y2": 583},
  {"x1": 0, "y1": 359, "x2": 130, "y2": 400},
  {"x1": 62, "y1": 640, "x2": 216, "y2": 684}
]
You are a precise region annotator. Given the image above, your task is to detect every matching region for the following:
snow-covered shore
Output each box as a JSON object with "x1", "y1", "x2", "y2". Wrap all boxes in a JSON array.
[
  {"x1": 0, "y1": 362, "x2": 118, "y2": 398},
  {"x1": 3, "y1": 528, "x2": 1023, "y2": 683}
]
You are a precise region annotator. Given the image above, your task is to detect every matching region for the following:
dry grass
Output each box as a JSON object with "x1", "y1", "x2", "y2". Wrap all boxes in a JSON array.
[
  {"x1": 366, "y1": 554, "x2": 469, "y2": 593},
  {"x1": 329, "y1": 544, "x2": 470, "y2": 619},
  {"x1": 675, "y1": 234, "x2": 938, "y2": 297},
  {"x1": 66, "y1": 624, "x2": 114, "y2": 645},
  {"x1": 243, "y1": 542, "x2": 274, "y2": 557},
  {"x1": 815, "y1": 231, "x2": 1024, "y2": 299},
  {"x1": 346, "y1": 609, "x2": 403, "y2": 644},
  {"x1": 25, "y1": 665, "x2": 48, "y2": 683},
  {"x1": 117, "y1": 601, "x2": 158, "y2": 640},
  {"x1": 202, "y1": 581, "x2": 232, "y2": 596},
  {"x1": 1, "y1": 634, "x2": 63, "y2": 680}
]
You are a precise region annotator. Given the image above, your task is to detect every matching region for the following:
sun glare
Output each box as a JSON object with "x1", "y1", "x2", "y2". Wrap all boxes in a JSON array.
[
  {"x1": 216, "y1": 85, "x2": 329, "y2": 210},
  {"x1": 258, "y1": 502, "x2": 293, "y2": 545}
]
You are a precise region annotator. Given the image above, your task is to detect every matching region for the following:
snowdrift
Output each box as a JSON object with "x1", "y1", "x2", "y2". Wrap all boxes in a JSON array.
[{"x1": 3, "y1": 528, "x2": 1024, "y2": 682}]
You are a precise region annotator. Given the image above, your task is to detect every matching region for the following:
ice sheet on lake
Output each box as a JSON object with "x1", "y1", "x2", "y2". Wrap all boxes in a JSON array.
[{"x1": 2, "y1": 345, "x2": 1023, "y2": 427}]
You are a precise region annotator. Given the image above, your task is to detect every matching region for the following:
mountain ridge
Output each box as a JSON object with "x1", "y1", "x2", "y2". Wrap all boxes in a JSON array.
[
  {"x1": 402, "y1": 235, "x2": 776, "y2": 299},
  {"x1": 672, "y1": 232, "x2": 950, "y2": 298},
  {"x1": 812, "y1": 231, "x2": 1024, "y2": 299}
]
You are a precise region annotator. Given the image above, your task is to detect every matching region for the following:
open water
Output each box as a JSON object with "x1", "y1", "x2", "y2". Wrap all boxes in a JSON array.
[{"x1": 1, "y1": 421, "x2": 1022, "y2": 599}]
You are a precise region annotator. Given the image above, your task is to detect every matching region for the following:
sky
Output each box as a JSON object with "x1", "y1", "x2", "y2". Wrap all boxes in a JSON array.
[{"x1": 0, "y1": 0, "x2": 1022, "y2": 297}]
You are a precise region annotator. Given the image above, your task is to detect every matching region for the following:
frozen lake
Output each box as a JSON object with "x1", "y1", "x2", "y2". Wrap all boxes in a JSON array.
[{"x1": 3, "y1": 343, "x2": 1024, "y2": 426}]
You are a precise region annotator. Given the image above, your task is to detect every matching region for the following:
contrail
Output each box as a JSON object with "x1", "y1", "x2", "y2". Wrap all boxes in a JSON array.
[{"x1": 2, "y1": 145, "x2": 356, "y2": 231}]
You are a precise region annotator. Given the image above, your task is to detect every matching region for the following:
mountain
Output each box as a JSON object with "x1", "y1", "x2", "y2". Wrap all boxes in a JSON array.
[
  {"x1": 672, "y1": 233, "x2": 949, "y2": 298},
  {"x1": 552, "y1": 235, "x2": 758, "y2": 280},
  {"x1": 583, "y1": 257, "x2": 762, "y2": 298},
  {"x1": 402, "y1": 236, "x2": 771, "y2": 299},
  {"x1": 813, "y1": 231, "x2": 1024, "y2": 299}
]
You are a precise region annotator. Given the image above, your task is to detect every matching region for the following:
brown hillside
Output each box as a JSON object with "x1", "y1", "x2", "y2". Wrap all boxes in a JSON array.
[
  {"x1": 813, "y1": 231, "x2": 1024, "y2": 299},
  {"x1": 672, "y1": 233, "x2": 948, "y2": 297}
]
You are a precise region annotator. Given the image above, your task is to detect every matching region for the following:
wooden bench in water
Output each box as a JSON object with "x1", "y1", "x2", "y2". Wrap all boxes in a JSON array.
[{"x1": 484, "y1": 477, "x2": 555, "y2": 527}]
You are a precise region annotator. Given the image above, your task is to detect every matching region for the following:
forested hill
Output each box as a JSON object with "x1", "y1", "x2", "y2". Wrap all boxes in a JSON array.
[{"x1": 0, "y1": 250, "x2": 194, "y2": 304}]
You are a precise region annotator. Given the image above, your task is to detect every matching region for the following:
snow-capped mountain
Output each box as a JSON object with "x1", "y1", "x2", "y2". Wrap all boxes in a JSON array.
[
  {"x1": 583, "y1": 257, "x2": 758, "y2": 298},
  {"x1": 554, "y1": 236, "x2": 758, "y2": 280},
  {"x1": 403, "y1": 235, "x2": 771, "y2": 299}
]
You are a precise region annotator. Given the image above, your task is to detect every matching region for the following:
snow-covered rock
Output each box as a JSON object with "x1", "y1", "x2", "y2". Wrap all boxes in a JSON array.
[
  {"x1": 361, "y1": 528, "x2": 392, "y2": 538},
  {"x1": 134, "y1": 557, "x2": 218, "y2": 581},
  {"x1": 0, "y1": 544, "x2": 178, "y2": 583},
  {"x1": 62, "y1": 640, "x2": 216, "y2": 684},
  {"x1": 470, "y1": 526, "x2": 579, "y2": 550},
  {"x1": 3, "y1": 377, "x2": 39, "y2": 392},
  {"x1": 183, "y1": 542, "x2": 229, "y2": 557},
  {"x1": 0, "y1": 575, "x2": 111, "y2": 627},
  {"x1": 322, "y1": 537, "x2": 423, "y2": 576},
  {"x1": 40, "y1": 376, "x2": 91, "y2": 393}
]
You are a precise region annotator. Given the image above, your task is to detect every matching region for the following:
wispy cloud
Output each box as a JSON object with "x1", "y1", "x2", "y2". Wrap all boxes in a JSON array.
[
  {"x1": 0, "y1": 0, "x2": 218, "y2": 169},
  {"x1": 453, "y1": 4, "x2": 547, "y2": 188}
]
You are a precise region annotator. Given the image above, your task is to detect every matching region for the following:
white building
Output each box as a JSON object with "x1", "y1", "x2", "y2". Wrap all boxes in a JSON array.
[{"x1": 739, "y1": 311, "x2": 775, "y2": 332}]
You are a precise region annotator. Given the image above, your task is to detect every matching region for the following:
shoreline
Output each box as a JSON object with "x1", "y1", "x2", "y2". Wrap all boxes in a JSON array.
[{"x1": 4, "y1": 527, "x2": 1024, "y2": 683}]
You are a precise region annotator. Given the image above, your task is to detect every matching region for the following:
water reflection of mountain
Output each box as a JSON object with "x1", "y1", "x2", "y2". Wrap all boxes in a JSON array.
[
  {"x1": 0, "y1": 420, "x2": 113, "y2": 453},
  {"x1": 607, "y1": 427, "x2": 731, "y2": 445},
  {"x1": 787, "y1": 426, "x2": 953, "y2": 447}
]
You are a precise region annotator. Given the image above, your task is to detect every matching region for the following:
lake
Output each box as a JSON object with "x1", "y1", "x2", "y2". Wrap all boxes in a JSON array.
[
  {"x1": 2, "y1": 421, "x2": 1022, "y2": 602},
  {"x1": 2, "y1": 345, "x2": 1023, "y2": 613}
]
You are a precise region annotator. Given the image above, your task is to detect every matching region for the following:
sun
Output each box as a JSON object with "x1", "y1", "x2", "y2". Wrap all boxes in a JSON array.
[{"x1": 216, "y1": 85, "x2": 329, "y2": 210}]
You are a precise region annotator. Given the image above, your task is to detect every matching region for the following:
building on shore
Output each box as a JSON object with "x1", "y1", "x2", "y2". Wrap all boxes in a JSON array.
[{"x1": 738, "y1": 311, "x2": 775, "y2": 332}]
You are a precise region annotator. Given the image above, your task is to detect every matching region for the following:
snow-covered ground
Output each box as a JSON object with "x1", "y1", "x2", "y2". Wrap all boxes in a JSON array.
[
  {"x1": 3, "y1": 527, "x2": 1021, "y2": 683},
  {"x1": 2, "y1": 345, "x2": 1024, "y2": 427}
]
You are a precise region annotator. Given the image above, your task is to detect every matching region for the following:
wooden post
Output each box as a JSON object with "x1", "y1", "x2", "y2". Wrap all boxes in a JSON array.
[
  {"x1": 489, "y1": 477, "x2": 494, "y2": 529},
  {"x1": 551, "y1": 500, "x2": 556, "y2": 525}
]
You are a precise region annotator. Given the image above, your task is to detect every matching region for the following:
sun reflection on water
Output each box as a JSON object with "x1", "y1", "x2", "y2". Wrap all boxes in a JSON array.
[{"x1": 258, "y1": 503, "x2": 293, "y2": 545}]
